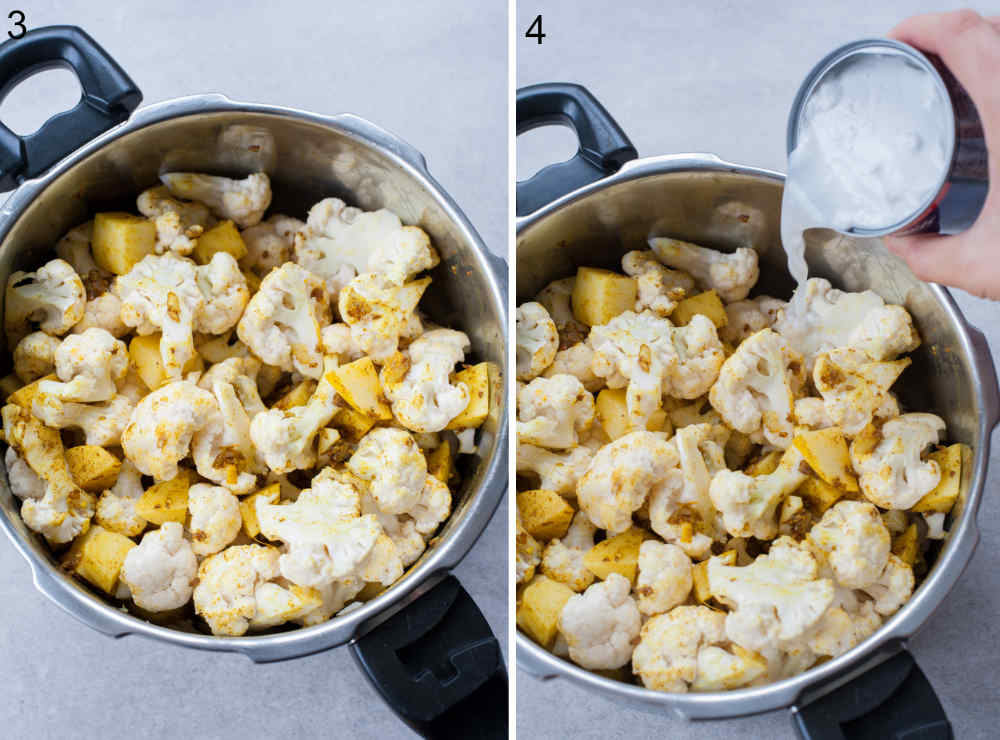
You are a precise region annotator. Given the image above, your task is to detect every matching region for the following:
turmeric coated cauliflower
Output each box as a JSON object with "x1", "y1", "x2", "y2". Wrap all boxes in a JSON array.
[
  {"x1": 120, "y1": 522, "x2": 198, "y2": 612},
  {"x1": 808, "y1": 501, "x2": 890, "y2": 589},
  {"x1": 540, "y1": 511, "x2": 596, "y2": 592},
  {"x1": 338, "y1": 273, "x2": 428, "y2": 361},
  {"x1": 720, "y1": 296, "x2": 786, "y2": 345},
  {"x1": 635, "y1": 541, "x2": 693, "y2": 616},
  {"x1": 542, "y1": 343, "x2": 603, "y2": 392},
  {"x1": 71, "y1": 293, "x2": 128, "y2": 338},
  {"x1": 648, "y1": 238, "x2": 759, "y2": 302},
  {"x1": 5, "y1": 447, "x2": 44, "y2": 500},
  {"x1": 347, "y1": 427, "x2": 427, "y2": 515},
  {"x1": 187, "y1": 483, "x2": 242, "y2": 556},
  {"x1": 160, "y1": 172, "x2": 271, "y2": 229},
  {"x1": 5, "y1": 258, "x2": 86, "y2": 347},
  {"x1": 517, "y1": 374, "x2": 595, "y2": 450},
  {"x1": 621, "y1": 250, "x2": 694, "y2": 316},
  {"x1": 709, "y1": 464, "x2": 807, "y2": 540},
  {"x1": 38, "y1": 328, "x2": 128, "y2": 402},
  {"x1": 558, "y1": 573, "x2": 642, "y2": 670},
  {"x1": 12, "y1": 331, "x2": 60, "y2": 383},
  {"x1": 240, "y1": 214, "x2": 303, "y2": 274},
  {"x1": 517, "y1": 443, "x2": 593, "y2": 496},
  {"x1": 192, "y1": 544, "x2": 280, "y2": 636},
  {"x1": 95, "y1": 460, "x2": 146, "y2": 537},
  {"x1": 813, "y1": 348, "x2": 909, "y2": 436},
  {"x1": 137, "y1": 185, "x2": 216, "y2": 255},
  {"x1": 534, "y1": 277, "x2": 589, "y2": 348},
  {"x1": 32, "y1": 393, "x2": 134, "y2": 447},
  {"x1": 859, "y1": 554, "x2": 914, "y2": 616},
  {"x1": 516, "y1": 302, "x2": 559, "y2": 381}
]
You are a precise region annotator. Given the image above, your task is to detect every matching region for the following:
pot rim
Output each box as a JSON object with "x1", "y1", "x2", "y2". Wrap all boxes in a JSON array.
[
  {"x1": 0, "y1": 93, "x2": 509, "y2": 663},
  {"x1": 515, "y1": 151, "x2": 996, "y2": 719}
]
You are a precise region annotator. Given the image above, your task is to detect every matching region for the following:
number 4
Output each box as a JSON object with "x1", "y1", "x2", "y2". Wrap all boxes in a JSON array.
[{"x1": 525, "y1": 14, "x2": 545, "y2": 45}]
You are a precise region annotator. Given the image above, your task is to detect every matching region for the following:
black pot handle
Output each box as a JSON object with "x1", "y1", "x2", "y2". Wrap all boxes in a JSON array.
[
  {"x1": 516, "y1": 82, "x2": 636, "y2": 217},
  {"x1": 791, "y1": 650, "x2": 951, "y2": 739},
  {"x1": 0, "y1": 25, "x2": 141, "y2": 190},
  {"x1": 350, "y1": 575, "x2": 507, "y2": 739}
]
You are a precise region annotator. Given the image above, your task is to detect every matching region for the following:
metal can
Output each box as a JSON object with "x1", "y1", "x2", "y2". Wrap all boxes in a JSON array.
[{"x1": 787, "y1": 38, "x2": 988, "y2": 237}]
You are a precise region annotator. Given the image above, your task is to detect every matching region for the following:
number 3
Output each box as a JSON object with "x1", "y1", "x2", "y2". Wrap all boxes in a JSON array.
[{"x1": 8, "y1": 10, "x2": 25, "y2": 39}]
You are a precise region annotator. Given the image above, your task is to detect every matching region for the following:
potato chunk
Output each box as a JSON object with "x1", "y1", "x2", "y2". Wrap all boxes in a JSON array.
[
  {"x1": 571, "y1": 267, "x2": 637, "y2": 326},
  {"x1": 193, "y1": 220, "x2": 247, "y2": 264},
  {"x1": 130, "y1": 334, "x2": 203, "y2": 390},
  {"x1": 65, "y1": 446, "x2": 122, "y2": 493},
  {"x1": 892, "y1": 522, "x2": 920, "y2": 566},
  {"x1": 273, "y1": 379, "x2": 317, "y2": 410},
  {"x1": 446, "y1": 362, "x2": 491, "y2": 430},
  {"x1": 517, "y1": 576, "x2": 575, "y2": 647},
  {"x1": 795, "y1": 476, "x2": 843, "y2": 515},
  {"x1": 135, "y1": 470, "x2": 195, "y2": 525},
  {"x1": 92, "y1": 212, "x2": 156, "y2": 275},
  {"x1": 583, "y1": 527, "x2": 646, "y2": 583},
  {"x1": 517, "y1": 489, "x2": 575, "y2": 541},
  {"x1": 7, "y1": 373, "x2": 56, "y2": 409},
  {"x1": 913, "y1": 444, "x2": 963, "y2": 513},
  {"x1": 331, "y1": 406, "x2": 376, "y2": 443},
  {"x1": 426, "y1": 442, "x2": 453, "y2": 485},
  {"x1": 61, "y1": 525, "x2": 136, "y2": 595},
  {"x1": 327, "y1": 357, "x2": 392, "y2": 420},
  {"x1": 692, "y1": 550, "x2": 736, "y2": 604},
  {"x1": 793, "y1": 427, "x2": 859, "y2": 492},
  {"x1": 595, "y1": 388, "x2": 670, "y2": 440},
  {"x1": 240, "y1": 483, "x2": 280, "y2": 539},
  {"x1": 671, "y1": 290, "x2": 728, "y2": 329}
]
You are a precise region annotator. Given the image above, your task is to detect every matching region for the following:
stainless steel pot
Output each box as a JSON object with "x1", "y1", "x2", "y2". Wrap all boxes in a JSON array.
[
  {"x1": 516, "y1": 82, "x2": 999, "y2": 736},
  {"x1": 0, "y1": 27, "x2": 508, "y2": 737}
]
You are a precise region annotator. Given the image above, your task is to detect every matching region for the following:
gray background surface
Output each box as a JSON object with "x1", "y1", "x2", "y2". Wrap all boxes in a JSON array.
[
  {"x1": 517, "y1": 1, "x2": 999, "y2": 738},
  {"x1": 0, "y1": 2, "x2": 506, "y2": 739}
]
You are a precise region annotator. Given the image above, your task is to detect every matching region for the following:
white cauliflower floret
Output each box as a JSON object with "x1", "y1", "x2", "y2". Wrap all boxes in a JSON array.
[
  {"x1": 808, "y1": 501, "x2": 890, "y2": 589},
  {"x1": 813, "y1": 348, "x2": 909, "y2": 436},
  {"x1": 380, "y1": 329, "x2": 470, "y2": 433},
  {"x1": 293, "y1": 579, "x2": 366, "y2": 626},
  {"x1": 137, "y1": 185, "x2": 216, "y2": 255},
  {"x1": 576, "y1": 430, "x2": 678, "y2": 535},
  {"x1": 860, "y1": 554, "x2": 915, "y2": 616},
  {"x1": 621, "y1": 249, "x2": 696, "y2": 316},
  {"x1": 120, "y1": 521, "x2": 197, "y2": 612},
  {"x1": 160, "y1": 172, "x2": 271, "y2": 229},
  {"x1": 236, "y1": 262, "x2": 330, "y2": 378},
  {"x1": 516, "y1": 514, "x2": 542, "y2": 583},
  {"x1": 320, "y1": 323, "x2": 364, "y2": 362},
  {"x1": 923, "y1": 512, "x2": 947, "y2": 540},
  {"x1": 95, "y1": 460, "x2": 146, "y2": 537},
  {"x1": 247, "y1": 580, "x2": 324, "y2": 629},
  {"x1": 255, "y1": 468, "x2": 381, "y2": 587},
  {"x1": 121, "y1": 380, "x2": 217, "y2": 480},
  {"x1": 71, "y1": 293, "x2": 128, "y2": 338},
  {"x1": 517, "y1": 443, "x2": 591, "y2": 495},
  {"x1": 707, "y1": 537, "x2": 834, "y2": 652},
  {"x1": 38, "y1": 328, "x2": 128, "y2": 402},
  {"x1": 540, "y1": 512, "x2": 596, "y2": 592},
  {"x1": 649, "y1": 238, "x2": 759, "y2": 302},
  {"x1": 348, "y1": 427, "x2": 427, "y2": 515},
  {"x1": 589, "y1": 310, "x2": 724, "y2": 428},
  {"x1": 32, "y1": 393, "x2": 134, "y2": 447},
  {"x1": 5, "y1": 447, "x2": 45, "y2": 500},
  {"x1": 2, "y1": 404, "x2": 95, "y2": 544},
  {"x1": 5, "y1": 258, "x2": 86, "y2": 347},
  {"x1": 517, "y1": 374, "x2": 595, "y2": 450},
  {"x1": 294, "y1": 197, "x2": 439, "y2": 288},
  {"x1": 635, "y1": 541, "x2": 693, "y2": 616},
  {"x1": 558, "y1": 573, "x2": 642, "y2": 670},
  {"x1": 187, "y1": 483, "x2": 242, "y2": 556},
  {"x1": 850, "y1": 413, "x2": 946, "y2": 509},
  {"x1": 12, "y1": 331, "x2": 60, "y2": 382},
  {"x1": 794, "y1": 397, "x2": 833, "y2": 430},
  {"x1": 361, "y1": 491, "x2": 427, "y2": 568},
  {"x1": 721, "y1": 296, "x2": 786, "y2": 345},
  {"x1": 534, "y1": 277, "x2": 589, "y2": 347},
  {"x1": 338, "y1": 272, "x2": 427, "y2": 361},
  {"x1": 516, "y1": 302, "x2": 558, "y2": 381},
  {"x1": 410, "y1": 474, "x2": 451, "y2": 535},
  {"x1": 55, "y1": 221, "x2": 113, "y2": 293},
  {"x1": 709, "y1": 329, "x2": 804, "y2": 448},
  {"x1": 709, "y1": 466, "x2": 807, "y2": 540},
  {"x1": 542, "y1": 343, "x2": 603, "y2": 391},
  {"x1": 848, "y1": 305, "x2": 921, "y2": 362},
  {"x1": 117, "y1": 252, "x2": 249, "y2": 380},
  {"x1": 240, "y1": 214, "x2": 303, "y2": 274},
  {"x1": 193, "y1": 544, "x2": 280, "y2": 636},
  {"x1": 803, "y1": 599, "x2": 882, "y2": 658}
]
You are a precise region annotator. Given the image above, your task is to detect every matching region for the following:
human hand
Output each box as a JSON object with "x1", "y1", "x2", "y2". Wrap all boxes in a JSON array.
[{"x1": 884, "y1": 10, "x2": 1000, "y2": 299}]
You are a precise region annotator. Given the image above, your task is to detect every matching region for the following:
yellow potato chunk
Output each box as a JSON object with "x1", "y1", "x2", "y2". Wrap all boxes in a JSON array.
[
  {"x1": 192, "y1": 220, "x2": 247, "y2": 264},
  {"x1": 7, "y1": 373, "x2": 56, "y2": 409},
  {"x1": 796, "y1": 476, "x2": 844, "y2": 515},
  {"x1": 793, "y1": 427, "x2": 859, "y2": 492},
  {"x1": 744, "y1": 450, "x2": 782, "y2": 477},
  {"x1": 273, "y1": 379, "x2": 317, "y2": 410},
  {"x1": 446, "y1": 363, "x2": 491, "y2": 430},
  {"x1": 692, "y1": 551, "x2": 736, "y2": 604},
  {"x1": 913, "y1": 444, "x2": 963, "y2": 513},
  {"x1": 892, "y1": 523, "x2": 920, "y2": 566},
  {"x1": 130, "y1": 334, "x2": 204, "y2": 390},
  {"x1": 671, "y1": 290, "x2": 728, "y2": 329},
  {"x1": 65, "y1": 446, "x2": 122, "y2": 493},
  {"x1": 571, "y1": 267, "x2": 637, "y2": 326},
  {"x1": 240, "y1": 484, "x2": 280, "y2": 539},
  {"x1": 516, "y1": 576, "x2": 576, "y2": 647},
  {"x1": 326, "y1": 357, "x2": 392, "y2": 421},
  {"x1": 332, "y1": 406, "x2": 377, "y2": 443},
  {"x1": 61, "y1": 525, "x2": 136, "y2": 595},
  {"x1": 517, "y1": 489, "x2": 575, "y2": 541},
  {"x1": 92, "y1": 212, "x2": 156, "y2": 275},
  {"x1": 595, "y1": 388, "x2": 670, "y2": 440},
  {"x1": 242, "y1": 269, "x2": 262, "y2": 294},
  {"x1": 427, "y1": 442, "x2": 453, "y2": 485},
  {"x1": 583, "y1": 527, "x2": 646, "y2": 583},
  {"x1": 135, "y1": 470, "x2": 195, "y2": 525}
]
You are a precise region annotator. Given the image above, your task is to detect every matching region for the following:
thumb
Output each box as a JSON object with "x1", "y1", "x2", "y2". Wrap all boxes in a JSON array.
[{"x1": 884, "y1": 229, "x2": 1000, "y2": 298}]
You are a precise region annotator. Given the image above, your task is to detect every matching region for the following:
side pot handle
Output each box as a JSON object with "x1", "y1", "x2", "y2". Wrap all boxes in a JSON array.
[
  {"x1": 791, "y1": 650, "x2": 951, "y2": 739},
  {"x1": 0, "y1": 25, "x2": 141, "y2": 190},
  {"x1": 516, "y1": 82, "x2": 636, "y2": 216},
  {"x1": 350, "y1": 575, "x2": 507, "y2": 739}
]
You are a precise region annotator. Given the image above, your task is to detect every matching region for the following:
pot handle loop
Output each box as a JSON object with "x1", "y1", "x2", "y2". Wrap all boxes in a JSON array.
[
  {"x1": 791, "y1": 650, "x2": 951, "y2": 739},
  {"x1": 516, "y1": 82, "x2": 636, "y2": 217},
  {"x1": 0, "y1": 25, "x2": 141, "y2": 190},
  {"x1": 350, "y1": 575, "x2": 507, "y2": 739}
]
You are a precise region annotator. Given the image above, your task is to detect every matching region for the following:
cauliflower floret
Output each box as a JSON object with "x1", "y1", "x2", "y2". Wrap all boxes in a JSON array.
[
  {"x1": 516, "y1": 514, "x2": 542, "y2": 584},
  {"x1": 410, "y1": 474, "x2": 451, "y2": 535},
  {"x1": 2, "y1": 404, "x2": 95, "y2": 544},
  {"x1": 12, "y1": 331, "x2": 60, "y2": 382},
  {"x1": 542, "y1": 343, "x2": 603, "y2": 392},
  {"x1": 293, "y1": 579, "x2": 366, "y2": 626},
  {"x1": 361, "y1": 491, "x2": 427, "y2": 567},
  {"x1": 707, "y1": 537, "x2": 834, "y2": 652},
  {"x1": 160, "y1": 172, "x2": 271, "y2": 229},
  {"x1": 32, "y1": 393, "x2": 134, "y2": 447},
  {"x1": 5, "y1": 258, "x2": 86, "y2": 347},
  {"x1": 187, "y1": 483, "x2": 242, "y2": 556},
  {"x1": 294, "y1": 197, "x2": 439, "y2": 289},
  {"x1": 338, "y1": 272, "x2": 427, "y2": 361},
  {"x1": 850, "y1": 413, "x2": 946, "y2": 509},
  {"x1": 808, "y1": 501, "x2": 890, "y2": 589},
  {"x1": 95, "y1": 460, "x2": 146, "y2": 537},
  {"x1": 589, "y1": 310, "x2": 724, "y2": 428},
  {"x1": 540, "y1": 512, "x2": 596, "y2": 592},
  {"x1": 558, "y1": 573, "x2": 641, "y2": 670},
  {"x1": 720, "y1": 296, "x2": 786, "y2": 345},
  {"x1": 709, "y1": 465, "x2": 807, "y2": 540},
  {"x1": 576, "y1": 430, "x2": 678, "y2": 535},
  {"x1": 240, "y1": 214, "x2": 303, "y2": 274},
  {"x1": 534, "y1": 277, "x2": 589, "y2": 348},
  {"x1": 320, "y1": 323, "x2": 364, "y2": 362},
  {"x1": 635, "y1": 541, "x2": 693, "y2": 616},
  {"x1": 192, "y1": 544, "x2": 281, "y2": 635},
  {"x1": 621, "y1": 249, "x2": 696, "y2": 316},
  {"x1": 517, "y1": 443, "x2": 591, "y2": 495},
  {"x1": 236, "y1": 262, "x2": 330, "y2": 378},
  {"x1": 923, "y1": 512, "x2": 947, "y2": 540},
  {"x1": 121, "y1": 380, "x2": 217, "y2": 480},
  {"x1": 709, "y1": 329, "x2": 804, "y2": 449},
  {"x1": 137, "y1": 185, "x2": 217, "y2": 255},
  {"x1": 859, "y1": 553, "x2": 915, "y2": 616},
  {"x1": 794, "y1": 397, "x2": 833, "y2": 430},
  {"x1": 380, "y1": 329, "x2": 470, "y2": 433},
  {"x1": 517, "y1": 374, "x2": 595, "y2": 450},
  {"x1": 37, "y1": 328, "x2": 128, "y2": 402},
  {"x1": 813, "y1": 348, "x2": 909, "y2": 436},
  {"x1": 55, "y1": 221, "x2": 113, "y2": 296},
  {"x1": 255, "y1": 468, "x2": 381, "y2": 587},
  {"x1": 247, "y1": 580, "x2": 325, "y2": 629},
  {"x1": 117, "y1": 252, "x2": 249, "y2": 380},
  {"x1": 5, "y1": 447, "x2": 45, "y2": 499},
  {"x1": 348, "y1": 427, "x2": 427, "y2": 515},
  {"x1": 71, "y1": 293, "x2": 128, "y2": 338},
  {"x1": 803, "y1": 599, "x2": 882, "y2": 658},
  {"x1": 848, "y1": 305, "x2": 921, "y2": 362},
  {"x1": 516, "y1": 302, "x2": 559, "y2": 381},
  {"x1": 120, "y1": 521, "x2": 197, "y2": 612},
  {"x1": 648, "y1": 238, "x2": 759, "y2": 302}
]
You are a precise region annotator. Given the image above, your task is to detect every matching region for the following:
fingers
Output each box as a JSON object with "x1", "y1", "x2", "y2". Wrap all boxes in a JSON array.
[{"x1": 884, "y1": 230, "x2": 1000, "y2": 298}]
